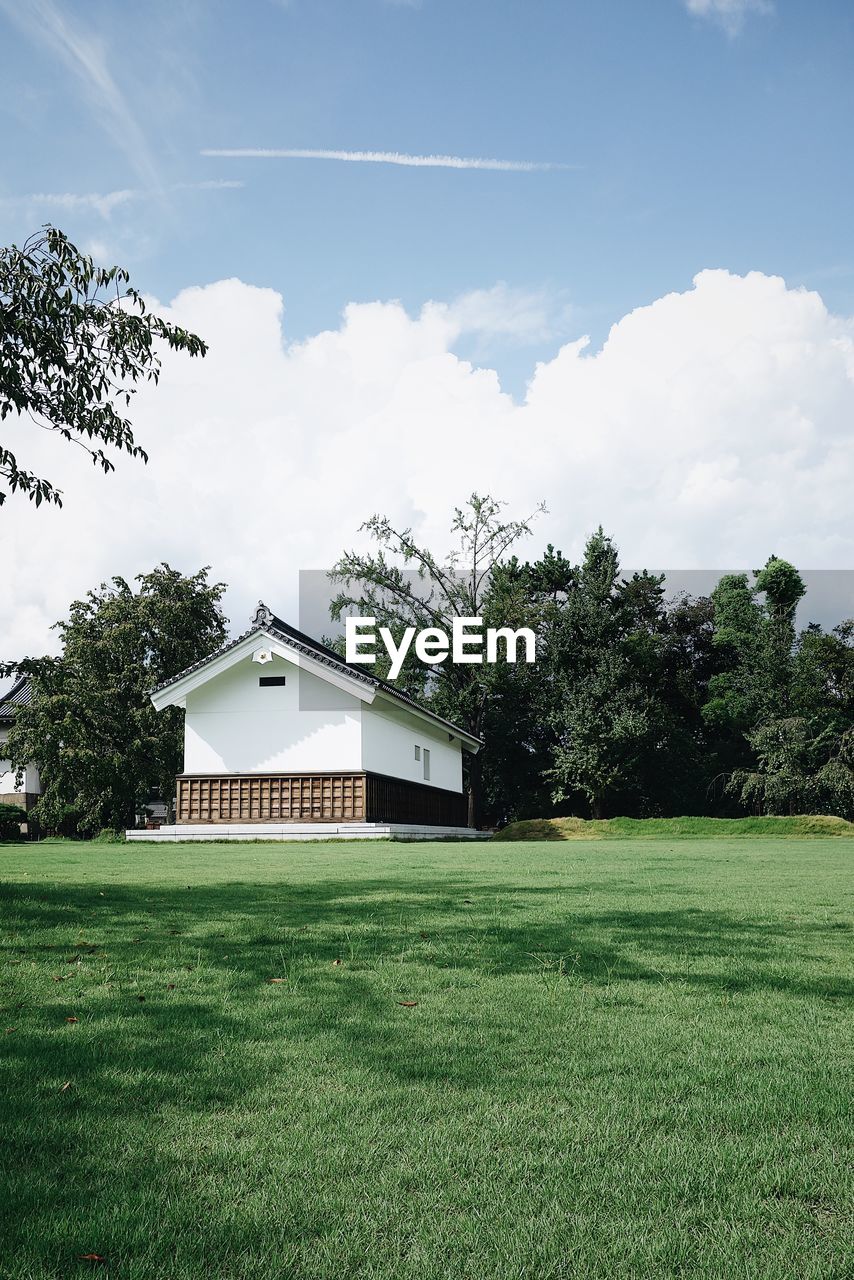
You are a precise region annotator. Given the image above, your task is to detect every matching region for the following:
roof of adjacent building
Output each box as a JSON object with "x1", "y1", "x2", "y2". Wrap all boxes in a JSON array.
[
  {"x1": 0, "y1": 676, "x2": 32, "y2": 724},
  {"x1": 152, "y1": 603, "x2": 482, "y2": 748}
]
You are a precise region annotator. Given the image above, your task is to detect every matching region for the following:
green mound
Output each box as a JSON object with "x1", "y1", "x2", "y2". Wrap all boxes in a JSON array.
[{"x1": 492, "y1": 814, "x2": 854, "y2": 840}]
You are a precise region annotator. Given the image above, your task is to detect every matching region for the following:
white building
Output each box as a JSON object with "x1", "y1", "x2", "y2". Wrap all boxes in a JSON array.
[
  {"x1": 0, "y1": 677, "x2": 40, "y2": 816},
  {"x1": 131, "y1": 604, "x2": 484, "y2": 842}
]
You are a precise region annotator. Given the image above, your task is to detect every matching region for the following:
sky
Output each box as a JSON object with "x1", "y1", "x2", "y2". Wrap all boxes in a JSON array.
[{"x1": 2, "y1": 0, "x2": 854, "y2": 657}]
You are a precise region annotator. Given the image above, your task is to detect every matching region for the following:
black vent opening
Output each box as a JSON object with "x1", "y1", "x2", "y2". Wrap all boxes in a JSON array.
[{"x1": 259, "y1": 676, "x2": 287, "y2": 687}]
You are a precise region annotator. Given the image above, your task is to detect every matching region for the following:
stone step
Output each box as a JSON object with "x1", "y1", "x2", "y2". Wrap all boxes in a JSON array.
[{"x1": 126, "y1": 821, "x2": 490, "y2": 842}]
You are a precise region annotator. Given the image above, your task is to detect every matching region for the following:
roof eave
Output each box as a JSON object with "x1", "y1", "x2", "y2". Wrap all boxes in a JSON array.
[
  {"x1": 372, "y1": 686, "x2": 481, "y2": 751},
  {"x1": 151, "y1": 629, "x2": 377, "y2": 710}
]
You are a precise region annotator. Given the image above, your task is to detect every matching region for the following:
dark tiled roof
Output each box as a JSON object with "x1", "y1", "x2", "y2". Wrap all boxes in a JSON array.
[
  {"x1": 153, "y1": 603, "x2": 481, "y2": 747},
  {"x1": 0, "y1": 676, "x2": 32, "y2": 723}
]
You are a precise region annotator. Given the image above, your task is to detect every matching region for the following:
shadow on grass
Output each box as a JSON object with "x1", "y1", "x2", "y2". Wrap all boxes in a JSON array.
[
  {"x1": 1, "y1": 872, "x2": 851, "y2": 1274},
  {"x1": 3, "y1": 874, "x2": 851, "y2": 1002}
]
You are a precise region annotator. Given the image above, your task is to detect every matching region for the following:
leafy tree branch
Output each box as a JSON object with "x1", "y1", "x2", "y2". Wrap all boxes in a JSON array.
[{"x1": 0, "y1": 226, "x2": 207, "y2": 507}]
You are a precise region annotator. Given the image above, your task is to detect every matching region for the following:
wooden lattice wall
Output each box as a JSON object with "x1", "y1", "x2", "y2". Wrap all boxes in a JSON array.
[
  {"x1": 174, "y1": 771, "x2": 468, "y2": 826},
  {"x1": 176, "y1": 773, "x2": 365, "y2": 823}
]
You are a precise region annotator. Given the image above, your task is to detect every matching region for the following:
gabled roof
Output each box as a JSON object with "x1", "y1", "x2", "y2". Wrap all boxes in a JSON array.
[
  {"x1": 0, "y1": 676, "x2": 31, "y2": 725},
  {"x1": 152, "y1": 604, "x2": 482, "y2": 751}
]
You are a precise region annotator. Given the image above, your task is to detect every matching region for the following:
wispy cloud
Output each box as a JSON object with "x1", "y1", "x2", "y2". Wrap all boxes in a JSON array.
[
  {"x1": 0, "y1": 0, "x2": 161, "y2": 188},
  {"x1": 1, "y1": 189, "x2": 138, "y2": 219},
  {"x1": 683, "y1": 0, "x2": 774, "y2": 37},
  {"x1": 0, "y1": 181, "x2": 243, "y2": 221},
  {"x1": 440, "y1": 283, "x2": 574, "y2": 347},
  {"x1": 201, "y1": 147, "x2": 568, "y2": 173}
]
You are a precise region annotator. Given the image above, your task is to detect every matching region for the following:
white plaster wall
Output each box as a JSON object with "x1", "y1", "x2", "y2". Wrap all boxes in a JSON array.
[
  {"x1": 361, "y1": 699, "x2": 463, "y2": 793},
  {"x1": 182, "y1": 654, "x2": 363, "y2": 774},
  {"x1": 0, "y1": 726, "x2": 11, "y2": 793},
  {"x1": 0, "y1": 726, "x2": 40, "y2": 796}
]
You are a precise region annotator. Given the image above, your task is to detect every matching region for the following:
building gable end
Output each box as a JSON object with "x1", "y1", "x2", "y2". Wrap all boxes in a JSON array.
[{"x1": 151, "y1": 631, "x2": 377, "y2": 711}]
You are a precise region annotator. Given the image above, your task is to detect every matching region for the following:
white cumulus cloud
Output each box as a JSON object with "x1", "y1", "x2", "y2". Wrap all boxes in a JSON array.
[{"x1": 1, "y1": 268, "x2": 853, "y2": 659}]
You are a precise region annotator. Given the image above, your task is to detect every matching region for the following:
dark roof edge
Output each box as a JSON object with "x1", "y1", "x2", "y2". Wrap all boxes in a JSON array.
[{"x1": 0, "y1": 675, "x2": 32, "y2": 721}]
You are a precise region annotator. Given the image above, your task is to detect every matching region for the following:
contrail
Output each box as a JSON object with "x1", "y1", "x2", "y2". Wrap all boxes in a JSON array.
[{"x1": 200, "y1": 147, "x2": 568, "y2": 172}]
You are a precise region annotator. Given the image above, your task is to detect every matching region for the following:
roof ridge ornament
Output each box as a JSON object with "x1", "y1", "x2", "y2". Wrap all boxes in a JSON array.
[{"x1": 253, "y1": 601, "x2": 273, "y2": 628}]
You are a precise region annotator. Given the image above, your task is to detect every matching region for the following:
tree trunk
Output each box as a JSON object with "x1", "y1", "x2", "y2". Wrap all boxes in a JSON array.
[
  {"x1": 467, "y1": 750, "x2": 483, "y2": 829},
  {"x1": 591, "y1": 793, "x2": 605, "y2": 820}
]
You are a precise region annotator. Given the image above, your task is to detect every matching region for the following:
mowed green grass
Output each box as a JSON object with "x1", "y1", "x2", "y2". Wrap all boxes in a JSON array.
[{"x1": 1, "y1": 840, "x2": 851, "y2": 1280}]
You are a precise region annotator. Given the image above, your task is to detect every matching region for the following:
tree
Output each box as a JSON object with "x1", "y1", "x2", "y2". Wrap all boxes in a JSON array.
[
  {"x1": 3, "y1": 565, "x2": 227, "y2": 834},
  {"x1": 549, "y1": 650, "x2": 657, "y2": 819},
  {"x1": 707, "y1": 558, "x2": 854, "y2": 818},
  {"x1": 729, "y1": 717, "x2": 818, "y2": 816},
  {"x1": 702, "y1": 572, "x2": 767, "y2": 742},
  {"x1": 731, "y1": 620, "x2": 854, "y2": 818},
  {"x1": 473, "y1": 549, "x2": 573, "y2": 825},
  {"x1": 1, "y1": 226, "x2": 207, "y2": 508},
  {"x1": 702, "y1": 559, "x2": 806, "y2": 785},
  {"x1": 754, "y1": 555, "x2": 806, "y2": 712},
  {"x1": 329, "y1": 494, "x2": 544, "y2": 826},
  {"x1": 0, "y1": 803, "x2": 23, "y2": 841},
  {"x1": 545, "y1": 530, "x2": 664, "y2": 819}
]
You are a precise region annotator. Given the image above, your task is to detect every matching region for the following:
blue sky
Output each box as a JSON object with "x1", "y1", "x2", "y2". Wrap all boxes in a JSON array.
[
  {"x1": 2, "y1": 0, "x2": 854, "y2": 384},
  {"x1": 4, "y1": 0, "x2": 854, "y2": 656}
]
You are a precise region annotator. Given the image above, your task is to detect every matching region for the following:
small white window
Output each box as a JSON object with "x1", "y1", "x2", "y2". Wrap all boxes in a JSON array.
[
  {"x1": 414, "y1": 745, "x2": 421, "y2": 761},
  {"x1": 423, "y1": 748, "x2": 431, "y2": 781}
]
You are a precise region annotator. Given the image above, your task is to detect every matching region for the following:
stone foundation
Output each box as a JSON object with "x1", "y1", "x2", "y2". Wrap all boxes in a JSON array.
[{"x1": 127, "y1": 821, "x2": 490, "y2": 843}]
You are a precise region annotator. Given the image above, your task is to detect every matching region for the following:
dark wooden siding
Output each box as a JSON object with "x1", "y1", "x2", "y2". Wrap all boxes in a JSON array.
[
  {"x1": 175, "y1": 772, "x2": 468, "y2": 827},
  {"x1": 365, "y1": 773, "x2": 467, "y2": 827}
]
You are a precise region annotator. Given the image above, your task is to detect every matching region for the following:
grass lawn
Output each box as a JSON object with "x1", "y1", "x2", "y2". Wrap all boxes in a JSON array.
[
  {"x1": 494, "y1": 814, "x2": 854, "y2": 840},
  {"x1": 1, "y1": 839, "x2": 851, "y2": 1279}
]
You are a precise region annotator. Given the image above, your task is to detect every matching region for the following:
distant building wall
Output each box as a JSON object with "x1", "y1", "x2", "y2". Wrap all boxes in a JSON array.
[{"x1": 0, "y1": 725, "x2": 40, "y2": 805}]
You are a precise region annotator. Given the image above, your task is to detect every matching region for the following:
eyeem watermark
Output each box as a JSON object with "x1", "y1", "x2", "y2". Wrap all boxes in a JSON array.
[{"x1": 345, "y1": 616, "x2": 537, "y2": 680}]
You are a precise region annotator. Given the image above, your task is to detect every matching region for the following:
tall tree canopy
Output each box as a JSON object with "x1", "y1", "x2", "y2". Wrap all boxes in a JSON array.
[
  {"x1": 728, "y1": 618, "x2": 854, "y2": 817},
  {"x1": 3, "y1": 565, "x2": 227, "y2": 834},
  {"x1": 0, "y1": 227, "x2": 207, "y2": 508},
  {"x1": 331, "y1": 506, "x2": 853, "y2": 826},
  {"x1": 541, "y1": 533, "x2": 716, "y2": 819},
  {"x1": 545, "y1": 530, "x2": 655, "y2": 819},
  {"x1": 329, "y1": 493, "x2": 545, "y2": 825}
]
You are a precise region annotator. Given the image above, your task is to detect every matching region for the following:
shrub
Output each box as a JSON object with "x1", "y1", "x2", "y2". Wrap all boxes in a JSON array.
[{"x1": 0, "y1": 802, "x2": 25, "y2": 841}]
